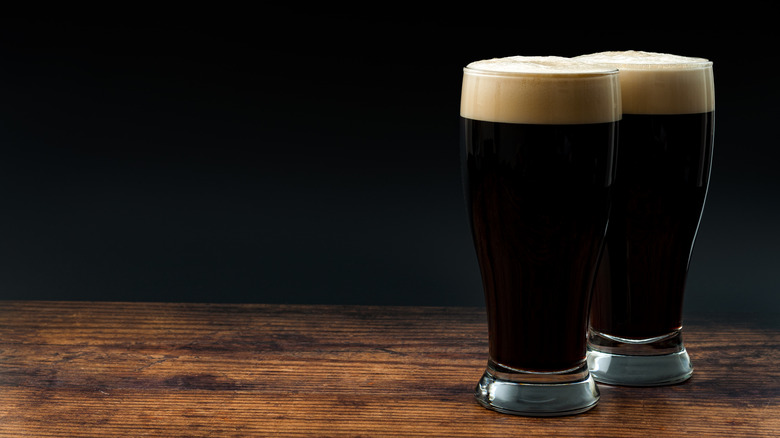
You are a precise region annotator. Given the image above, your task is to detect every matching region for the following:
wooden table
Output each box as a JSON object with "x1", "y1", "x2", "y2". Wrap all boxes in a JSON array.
[{"x1": 1, "y1": 301, "x2": 778, "y2": 437}]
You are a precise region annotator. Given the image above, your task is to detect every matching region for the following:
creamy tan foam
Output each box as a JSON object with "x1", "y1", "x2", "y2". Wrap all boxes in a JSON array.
[
  {"x1": 461, "y1": 56, "x2": 622, "y2": 124},
  {"x1": 575, "y1": 51, "x2": 715, "y2": 115}
]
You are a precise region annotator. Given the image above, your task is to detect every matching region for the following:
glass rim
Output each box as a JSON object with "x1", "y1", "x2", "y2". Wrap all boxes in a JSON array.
[{"x1": 462, "y1": 64, "x2": 620, "y2": 78}]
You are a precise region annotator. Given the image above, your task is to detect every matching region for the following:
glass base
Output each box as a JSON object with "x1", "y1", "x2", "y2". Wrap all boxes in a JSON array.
[
  {"x1": 587, "y1": 328, "x2": 693, "y2": 386},
  {"x1": 474, "y1": 359, "x2": 599, "y2": 417}
]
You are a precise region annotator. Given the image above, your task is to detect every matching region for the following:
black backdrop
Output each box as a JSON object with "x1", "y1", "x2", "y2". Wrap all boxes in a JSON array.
[{"x1": 0, "y1": 15, "x2": 777, "y2": 320}]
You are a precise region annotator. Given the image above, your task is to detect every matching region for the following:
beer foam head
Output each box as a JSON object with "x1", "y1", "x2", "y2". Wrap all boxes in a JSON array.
[
  {"x1": 460, "y1": 56, "x2": 622, "y2": 124},
  {"x1": 575, "y1": 51, "x2": 715, "y2": 115}
]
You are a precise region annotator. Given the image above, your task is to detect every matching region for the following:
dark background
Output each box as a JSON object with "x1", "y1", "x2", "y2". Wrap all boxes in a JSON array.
[{"x1": 0, "y1": 15, "x2": 777, "y2": 320}]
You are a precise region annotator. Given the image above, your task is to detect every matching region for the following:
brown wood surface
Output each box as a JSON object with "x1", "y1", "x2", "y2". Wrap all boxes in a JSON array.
[{"x1": 0, "y1": 301, "x2": 778, "y2": 437}]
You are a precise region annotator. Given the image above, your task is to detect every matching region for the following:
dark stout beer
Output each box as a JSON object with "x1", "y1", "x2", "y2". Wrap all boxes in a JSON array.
[
  {"x1": 463, "y1": 119, "x2": 617, "y2": 371},
  {"x1": 462, "y1": 56, "x2": 620, "y2": 415},
  {"x1": 461, "y1": 57, "x2": 621, "y2": 374},
  {"x1": 590, "y1": 111, "x2": 714, "y2": 338},
  {"x1": 576, "y1": 51, "x2": 716, "y2": 342}
]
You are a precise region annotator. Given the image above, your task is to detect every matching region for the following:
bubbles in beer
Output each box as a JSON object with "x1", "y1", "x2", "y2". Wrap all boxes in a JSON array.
[
  {"x1": 461, "y1": 56, "x2": 622, "y2": 125},
  {"x1": 466, "y1": 56, "x2": 619, "y2": 74},
  {"x1": 574, "y1": 50, "x2": 710, "y2": 69},
  {"x1": 575, "y1": 50, "x2": 715, "y2": 115}
]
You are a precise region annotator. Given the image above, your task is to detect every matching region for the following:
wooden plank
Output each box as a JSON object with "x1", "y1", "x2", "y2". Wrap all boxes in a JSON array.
[{"x1": 0, "y1": 301, "x2": 778, "y2": 437}]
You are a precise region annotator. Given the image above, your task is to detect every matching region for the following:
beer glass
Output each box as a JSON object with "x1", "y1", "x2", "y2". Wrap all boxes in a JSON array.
[
  {"x1": 576, "y1": 51, "x2": 715, "y2": 386},
  {"x1": 460, "y1": 56, "x2": 621, "y2": 416}
]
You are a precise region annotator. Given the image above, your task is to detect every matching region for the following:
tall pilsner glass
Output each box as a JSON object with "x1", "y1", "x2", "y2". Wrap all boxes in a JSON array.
[
  {"x1": 576, "y1": 51, "x2": 715, "y2": 386},
  {"x1": 461, "y1": 56, "x2": 621, "y2": 416}
]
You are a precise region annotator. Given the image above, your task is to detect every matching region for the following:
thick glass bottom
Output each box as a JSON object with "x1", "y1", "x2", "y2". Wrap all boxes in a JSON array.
[
  {"x1": 587, "y1": 328, "x2": 693, "y2": 386},
  {"x1": 474, "y1": 359, "x2": 599, "y2": 417}
]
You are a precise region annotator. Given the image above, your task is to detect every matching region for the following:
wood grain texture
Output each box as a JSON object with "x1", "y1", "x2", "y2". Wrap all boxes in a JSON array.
[{"x1": 0, "y1": 301, "x2": 778, "y2": 437}]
